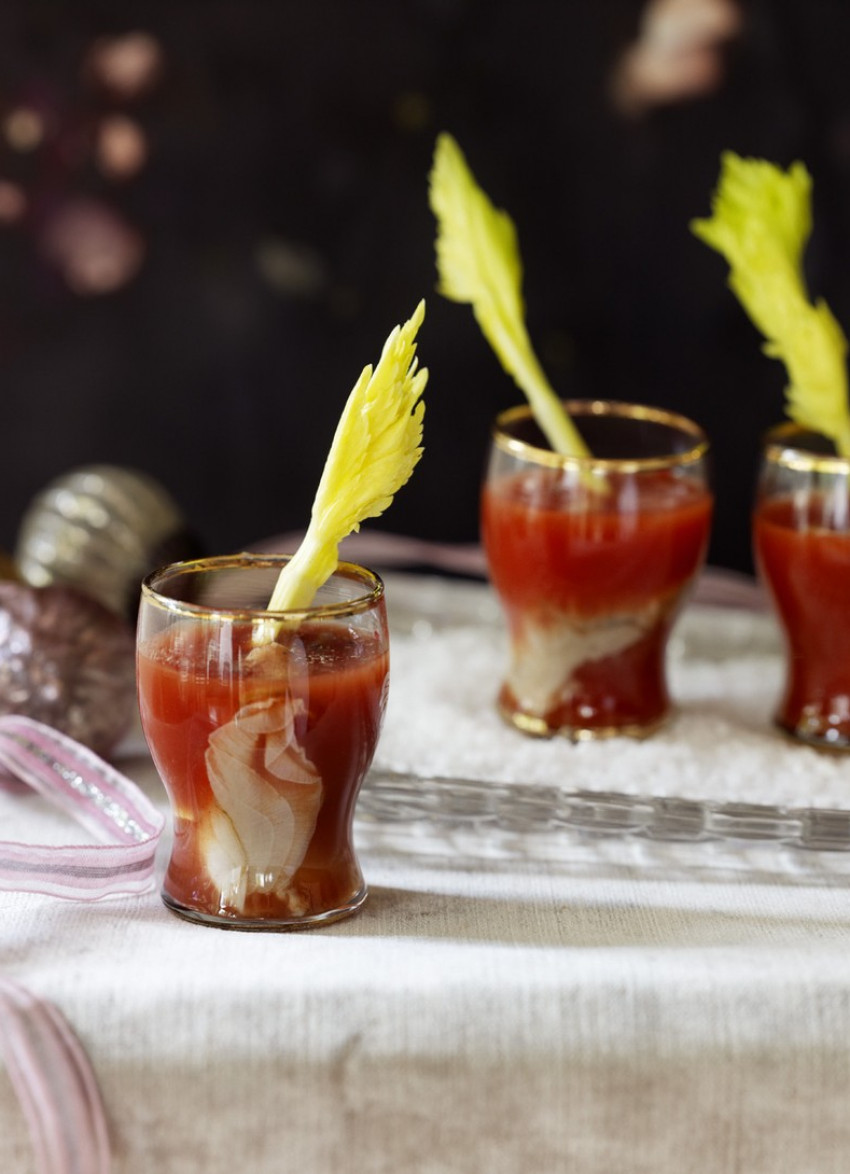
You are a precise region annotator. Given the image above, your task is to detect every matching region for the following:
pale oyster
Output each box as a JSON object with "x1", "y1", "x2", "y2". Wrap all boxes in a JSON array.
[
  {"x1": 508, "y1": 602, "x2": 662, "y2": 717},
  {"x1": 202, "y1": 695, "x2": 322, "y2": 914}
]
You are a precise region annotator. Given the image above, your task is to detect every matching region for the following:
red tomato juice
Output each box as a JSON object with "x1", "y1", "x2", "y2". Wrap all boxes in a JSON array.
[
  {"x1": 138, "y1": 622, "x2": 389, "y2": 923},
  {"x1": 481, "y1": 469, "x2": 712, "y2": 733},
  {"x1": 754, "y1": 494, "x2": 850, "y2": 744}
]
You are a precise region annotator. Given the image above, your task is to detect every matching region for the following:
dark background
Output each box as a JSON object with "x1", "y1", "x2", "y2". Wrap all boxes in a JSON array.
[{"x1": 2, "y1": 0, "x2": 850, "y2": 575}]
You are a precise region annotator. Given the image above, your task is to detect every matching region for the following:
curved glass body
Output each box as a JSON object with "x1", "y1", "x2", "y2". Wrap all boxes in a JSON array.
[
  {"x1": 137, "y1": 555, "x2": 389, "y2": 928},
  {"x1": 754, "y1": 424, "x2": 850, "y2": 749},
  {"x1": 481, "y1": 400, "x2": 713, "y2": 740}
]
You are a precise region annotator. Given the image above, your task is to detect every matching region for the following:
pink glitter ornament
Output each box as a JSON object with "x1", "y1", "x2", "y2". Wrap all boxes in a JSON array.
[{"x1": 0, "y1": 582, "x2": 135, "y2": 757}]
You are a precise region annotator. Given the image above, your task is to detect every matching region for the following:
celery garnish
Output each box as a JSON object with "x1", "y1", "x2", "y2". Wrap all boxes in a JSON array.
[
  {"x1": 428, "y1": 133, "x2": 590, "y2": 458},
  {"x1": 266, "y1": 301, "x2": 427, "y2": 613},
  {"x1": 691, "y1": 151, "x2": 850, "y2": 456}
]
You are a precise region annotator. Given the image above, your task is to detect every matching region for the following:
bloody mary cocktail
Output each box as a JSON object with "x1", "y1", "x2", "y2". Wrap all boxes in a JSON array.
[
  {"x1": 482, "y1": 401, "x2": 712, "y2": 739},
  {"x1": 754, "y1": 425, "x2": 850, "y2": 748},
  {"x1": 137, "y1": 556, "x2": 389, "y2": 928}
]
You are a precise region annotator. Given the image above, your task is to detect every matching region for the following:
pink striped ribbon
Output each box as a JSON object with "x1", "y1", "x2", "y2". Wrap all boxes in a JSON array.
[
  {"x1": 0, "y1": 978, "x2": 110, "y2": 1174},
  {"x1": 0, "y1": 714, "x2": 164, "y2": 900},
  {"x1": 0, "y1": 715, "x2": 166, "y2": 1172}
]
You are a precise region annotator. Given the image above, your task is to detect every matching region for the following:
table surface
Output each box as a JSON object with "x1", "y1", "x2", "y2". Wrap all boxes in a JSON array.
[{"x1": 3, "y1": 565, "x2": 850, "y2": 1174}]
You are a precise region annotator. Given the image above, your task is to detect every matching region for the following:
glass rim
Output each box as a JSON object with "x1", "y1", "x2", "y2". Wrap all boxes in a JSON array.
[
  {"x1": 491, "y1": 399, "x2": 710, "y2": 472},
  {"x1": 761, "y1": 420, "x2": 850, "y2": 474},
  {"x1": 140, "y1": 553, "x2": 385, "y2": 622}
]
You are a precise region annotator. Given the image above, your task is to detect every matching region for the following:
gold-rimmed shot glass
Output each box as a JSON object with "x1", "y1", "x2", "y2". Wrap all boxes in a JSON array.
[
  {"x1": 136, "y1": 555, "x2": 389, "y2": 929},
  {"x1": 753, "y1": 423, "x2": 850, "y2": 749},
  {"x1": 480, "y1": 400, "x2": 713, "y2": 740}
]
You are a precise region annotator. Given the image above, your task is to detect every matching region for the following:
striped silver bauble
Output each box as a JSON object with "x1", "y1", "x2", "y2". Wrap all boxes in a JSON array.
[{"x1": 14, "y1": 465, "x2": 201, "y2": 619}]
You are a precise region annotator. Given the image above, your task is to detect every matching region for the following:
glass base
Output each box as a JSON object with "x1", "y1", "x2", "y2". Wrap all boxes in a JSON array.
[
  {"x1": 499, "y1": 699, "x2": 668, "y2": 742},
  {"x1": 774, "y1": 717, "x2": 850, "y2": 753},
  {"x1": 161, "y1": 883, "x2": 368, "y2": 931}
]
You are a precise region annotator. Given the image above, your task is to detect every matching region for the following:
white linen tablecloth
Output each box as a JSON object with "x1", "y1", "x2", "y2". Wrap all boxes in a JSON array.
[{"x1": 3, "y1": 566, "x2": 850, "y2": 1173}]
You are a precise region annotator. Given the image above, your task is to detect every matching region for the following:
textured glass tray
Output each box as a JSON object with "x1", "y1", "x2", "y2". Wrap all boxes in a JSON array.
[
  {"x1": 360, "y1": 769, "x2": 850, "y2": 852},
  {"x1": 361, "y1": 573, "x2": 850, "y2": 858}
]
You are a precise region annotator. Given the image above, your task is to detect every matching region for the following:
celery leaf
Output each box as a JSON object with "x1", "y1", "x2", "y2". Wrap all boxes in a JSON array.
[
  {"x1": 267, "y1": 301, "x2": 427, "y2": 612},
  {"x1": 691, "y1": 151, "x2": 850, "y2": 456}
]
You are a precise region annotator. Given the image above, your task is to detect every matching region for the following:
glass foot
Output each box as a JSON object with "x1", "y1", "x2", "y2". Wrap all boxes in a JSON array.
[
  {"x1": 499, "y1": 700, "x2": 668, "y2": 742},
  {"x1": 775, "y1": 718, "x2": 850, "y2": 753},
  {"x1": 161, "y1": 884, "x2": 368, "y2": 931}
]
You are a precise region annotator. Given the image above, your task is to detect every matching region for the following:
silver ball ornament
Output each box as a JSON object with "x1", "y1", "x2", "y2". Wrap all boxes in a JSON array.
[{"x1": 14, "y1": 464, "x2": 201, "y2": 619}]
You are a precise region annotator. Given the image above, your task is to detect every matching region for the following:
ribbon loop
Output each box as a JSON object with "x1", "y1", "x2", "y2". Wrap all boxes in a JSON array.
[
  {"x1": 0, "y1": 978, "x2": 111, "y2": 1174},
  {"x1": 0, "y1": 716, "x2": 164, "y2": 1172},
  {"x1": 0, "y1": 715, "x2": 164, "y2": 900}
]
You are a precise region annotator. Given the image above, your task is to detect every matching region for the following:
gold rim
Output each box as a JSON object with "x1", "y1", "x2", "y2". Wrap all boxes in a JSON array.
[
  {"x1": 491, "y1": 399, "x2": 710, "y2": 473},
  {"x1": 141, "y1": 554, "x2": 385, "y2": 621},
  {"x1": 501, "y1": 701, "x2": 668, "y2": 742},
  {"x1": 762, "y1": 421, "x2": 850, "y2": 475}
]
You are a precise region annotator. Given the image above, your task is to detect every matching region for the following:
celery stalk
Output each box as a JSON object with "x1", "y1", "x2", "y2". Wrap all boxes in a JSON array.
[{"x1": 429, "y1": 133, "x2": 590, "y2": 459}]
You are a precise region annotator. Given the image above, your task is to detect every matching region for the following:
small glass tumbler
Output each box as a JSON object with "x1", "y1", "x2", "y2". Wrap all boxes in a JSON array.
[
  {"x1": 753, "y1": 423, "x2": 850, "y2": 748},
  {"x1": 137, "y1": 555, "x2": 389, "y2": 929},
  {"x1": 481, "y1": 400, "x2": 713, "y2": 740}
]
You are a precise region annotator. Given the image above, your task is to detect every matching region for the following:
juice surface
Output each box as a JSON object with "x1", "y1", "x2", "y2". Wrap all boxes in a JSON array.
[
  {"x1": 481, "y1": 468, "x2": 713, "y2": 617},
  {"x1": 138, "y1": 621, "x2": 389, "y2": 921},
  {"x1": 754, "y1": 493, "x2": 850, "y2": 742}
]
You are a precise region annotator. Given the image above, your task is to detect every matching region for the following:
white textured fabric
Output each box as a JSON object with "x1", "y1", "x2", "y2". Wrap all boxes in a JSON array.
[{"x1": 3, "y1": 570, "x2": 850, "y2": 1173}]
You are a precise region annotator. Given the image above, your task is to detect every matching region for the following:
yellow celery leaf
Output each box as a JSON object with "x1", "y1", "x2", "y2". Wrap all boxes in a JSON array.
[
  {"x1": 266, "y1": 300, "x2": 427, "y2": 613},
  {"x1": 691, "y1": 151, "x2": 850, "y2": 456},
  {"x1": 428, "y1": 132, "x2": 590, "y2": 458}
]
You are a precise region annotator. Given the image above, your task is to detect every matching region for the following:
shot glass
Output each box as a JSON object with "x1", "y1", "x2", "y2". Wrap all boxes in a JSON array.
[
  {"x1": 137, "y1": 554, "x2": 389, "y2": 929},
  {"x1": 481, "y1": 400, "x2": 713, "y2": 740},
  {"x1": 753, "y1": 423, "x2": 850, "y2": 748}
]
